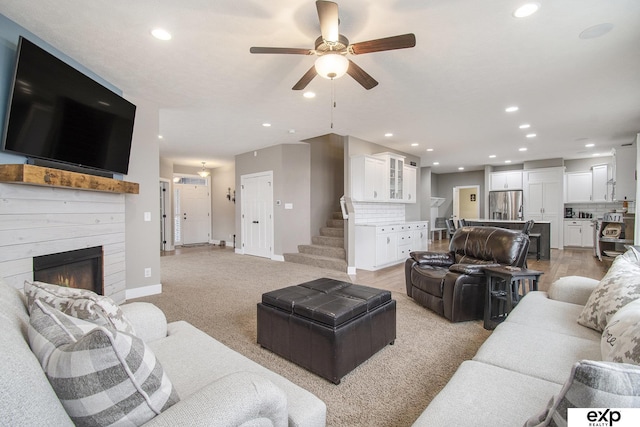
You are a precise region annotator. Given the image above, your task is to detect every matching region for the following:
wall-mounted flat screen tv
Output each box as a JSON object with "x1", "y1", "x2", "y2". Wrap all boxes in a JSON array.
[{"x1": 1, "y1": 37, "x2": 136, "y2": 175}]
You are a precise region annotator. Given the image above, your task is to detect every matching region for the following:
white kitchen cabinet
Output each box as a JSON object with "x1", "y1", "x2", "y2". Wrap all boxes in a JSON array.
[
  {"x1": 355, "y1": 221, "x2": 428, "y2": 271},
  {"x1": 563, "y1": 220, "x2": 595, "y2": 248},
  {"x1": 375, "y1": 228, "x2": 398, "y2": 266},
  {"x1": 591, "y1": 164, "x2": 610, "y2": 202},
  {"x1": 524, "y1": 168, "x2": 563, "y2": 248},
  {"x1": 412, "y1": 222, "x2": 429, "y2": 251},
  {"x1": 350, "y1": 155, "x2": 386, "y2": 201},
  {"x1": 583, "y1": 221, "x2": 595, "y2": 247},
  {"x1": 490, "y1": 171, "x2": 523, "y2": 190},
  {"x1": 614, "y1": 145, "x2": 636, "y2": 202},
  {"x1": 351, "y1": 153, "x2": 417, "y2": 204},
  {"x1": 374, "y1": 152, "x2": 405, "y2": 201},
  {"x1": 403, "y1": 164, "x2": 417, "y2": 203},
  {"x1": 565, "y1": 172, "x2": 593, "y2": 202}
]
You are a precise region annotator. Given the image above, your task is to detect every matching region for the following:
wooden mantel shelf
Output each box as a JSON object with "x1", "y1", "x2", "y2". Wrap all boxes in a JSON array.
[{"x1": 0, "y1": 164, "x2": 139, "y2": 194}]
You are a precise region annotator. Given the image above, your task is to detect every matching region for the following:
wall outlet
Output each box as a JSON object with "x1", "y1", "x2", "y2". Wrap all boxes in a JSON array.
[
  {"x1": 144, "y1": 212, "x2": 151, "y2": 222},
  {"x1": 144, "y1": 268, "x2": 151, "y2": 278}
]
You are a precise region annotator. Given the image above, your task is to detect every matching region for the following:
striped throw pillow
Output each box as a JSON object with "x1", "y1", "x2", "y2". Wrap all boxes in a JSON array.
[{"x1": 28, "y1": 299, "x2": 179, "y2": 426}]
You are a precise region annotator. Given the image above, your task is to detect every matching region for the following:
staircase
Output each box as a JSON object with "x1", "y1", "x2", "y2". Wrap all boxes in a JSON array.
[{"x1": 283, "y1": 212, "x2": 347, "y2": 272}]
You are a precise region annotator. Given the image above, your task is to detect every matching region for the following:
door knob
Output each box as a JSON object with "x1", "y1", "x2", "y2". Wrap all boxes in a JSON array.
[{"x1": 253, "y1": 220, "x2": 259, "y2": 224}]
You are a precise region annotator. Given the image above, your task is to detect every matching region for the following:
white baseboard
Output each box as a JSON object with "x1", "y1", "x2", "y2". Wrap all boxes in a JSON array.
[
  {"x1": 271, "y1": 254, "x2": 284, "y2": 262},
  {"x1": 347, "y1": 266, "x2": 357, "y2": 275},
  {"x1": 126, "y1": 284, "x2": 162, "y2": 300},
  {"x1": 211, "y1": 239, "x2": 235, "y2": 248},
  {"x1": 235, "y1": 248, "x2": 244, "y2": 254}
]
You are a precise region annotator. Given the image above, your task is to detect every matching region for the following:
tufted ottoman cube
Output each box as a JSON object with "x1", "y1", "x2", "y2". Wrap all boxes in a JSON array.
[{"x1": 257, "y1": 278, "x2": 396, "y2": 384}]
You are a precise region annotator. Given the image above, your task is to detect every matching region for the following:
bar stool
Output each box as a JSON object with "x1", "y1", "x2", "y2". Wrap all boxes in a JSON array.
[{"x1": 529, "y1": 233, "x2": 541, "y2": 260}]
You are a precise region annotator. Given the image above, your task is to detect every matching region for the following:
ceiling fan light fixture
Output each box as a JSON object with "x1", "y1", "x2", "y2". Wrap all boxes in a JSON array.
[{"x1": 315, "y1": 53, "x2": 349, "y2": 80}]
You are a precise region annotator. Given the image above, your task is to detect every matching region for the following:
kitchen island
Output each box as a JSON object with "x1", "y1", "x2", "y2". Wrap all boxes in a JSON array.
[{"x1": 463, "y1": 219, "x2": 551, "y2": 260}]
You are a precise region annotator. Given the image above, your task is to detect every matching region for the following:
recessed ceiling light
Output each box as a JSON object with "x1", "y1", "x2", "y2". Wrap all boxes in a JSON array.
[
  {"x1": 526, "y1": 133, "x2": 537, "y2": 138},
  {"x1": 158, "y1": 135, "x2": 163, "y2": 139},
  {"x1": 519, "y1": 124, "x2": 531, "y2": 129},
  {"x1": 303, "y1": 91, "x2": 316, "y2": 98},
  {"x1": 505, "y1": 106, "x2": 519, "y2": 113},
  {"x1": 458, "y1": 167, "x2": 465, "y2": 171},
  {"x1": 519, "y1": 147, "x2": 527, "y2": 152},
  {"x1": 585, "y1": 143, "x2": 595, "y2": 148},
  {"x1": 433, "y1": 162, "x2": 440, "y2": 166},
  {"x1": 513, "y1": 3, "x2": 541, "y2": 18},
  {"x1": 505, "y1": 160, "x2": 512, "y2": 164},
  {"x1": 385, "y1": 133, "x2": 393, "y2": 137},
  {"x1": 288, "y1": 129, "x2": 296, "y2": 134},
  {"x1": 579, "y1": 23, "x2": 614, "y2": 40},
  {"x1": 411, "y1": 143, "x2": 419, "y2": 147},
  {"x1": 262, "y1": 123, "x2": 271, "y2": 127},
  {"x1": 489, "y1": 154, "x2": 497, "y2": 158},
  {"x1": 151, "y1": 28, "x2": 172, "y2": 41},
  {"x1": 426, "y1": 148, "x2": 434, "y2": 152}
]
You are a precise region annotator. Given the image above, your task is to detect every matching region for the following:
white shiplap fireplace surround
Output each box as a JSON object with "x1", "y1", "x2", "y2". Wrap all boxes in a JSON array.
[{"x1": 0, "y1": 183, "x2": 128, "y2": 303}]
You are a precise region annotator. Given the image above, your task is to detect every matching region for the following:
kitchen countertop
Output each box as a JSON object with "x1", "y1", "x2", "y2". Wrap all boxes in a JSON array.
[{"x1": 469, "y1": 219, "x2": 551, "y2": 224}]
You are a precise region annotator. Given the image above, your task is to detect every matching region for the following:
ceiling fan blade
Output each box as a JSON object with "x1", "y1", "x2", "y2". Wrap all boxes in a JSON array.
[
  {"x1": 316, "y1": 1, "x2": 339, "y2": 43},
  {"x1": 292, "y1": 66, "x2": 318, "y2": 90},
  {"x1": 347, "y1": 60, "x2": 378, "y2": 90},
  {"x1": 250, "y1": 47, "x2": 313, "y2": 55},
  {"x1": 350, "y1": 33, "x2": 416, "y2": 55}
]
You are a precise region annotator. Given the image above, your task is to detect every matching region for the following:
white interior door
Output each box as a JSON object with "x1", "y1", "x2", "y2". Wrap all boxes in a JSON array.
[
  {"x1": 241, "y1": 171, "x2": 273, "y2": 258},
  {"x1": 177, "y1": 183, "x2": 210, "y2": 245}
]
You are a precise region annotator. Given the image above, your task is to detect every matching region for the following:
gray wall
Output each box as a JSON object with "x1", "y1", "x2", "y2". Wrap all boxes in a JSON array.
[
  {"x1": 235, "y1": 144, "x2": 311, "y2": 256},
  {"x1": 307, "y1": 134, "x2": 346, "y2": 236},
  {"x1": 123, "y1": 96, "x2": 161, "y2": 291},
  {"x1": 564, "y1": 156, "x2": 613, "y2": 173},
  {"x1": 210, "y1": 165, "x2": 237, "y2": 245},
  {"x1": 433, "y1": 170, "x2": 486, "y2": 219},
  {"x1": 420, "y1": 167, "x2": 433, "y2": 222}
]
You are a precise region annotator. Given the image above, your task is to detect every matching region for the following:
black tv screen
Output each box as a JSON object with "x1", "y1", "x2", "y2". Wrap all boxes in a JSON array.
[{"x1": 1, "y1": 37, "x2": 136, "y2": 175}]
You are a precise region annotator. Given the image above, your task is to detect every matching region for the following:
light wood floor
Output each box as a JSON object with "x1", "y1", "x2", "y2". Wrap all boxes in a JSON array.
[{"x1": 354, "y1": 238, "x2": 610, "y2": 294}]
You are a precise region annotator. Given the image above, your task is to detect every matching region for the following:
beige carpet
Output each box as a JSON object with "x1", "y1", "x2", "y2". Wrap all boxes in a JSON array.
[{"x1": 134, "y1": 247, "x2": 492, "y2": 427}]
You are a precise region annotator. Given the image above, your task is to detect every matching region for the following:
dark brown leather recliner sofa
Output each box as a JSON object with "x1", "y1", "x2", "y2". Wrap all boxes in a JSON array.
[{"x1": 405, "y1": 226, "x2": 530, "y2": 322}]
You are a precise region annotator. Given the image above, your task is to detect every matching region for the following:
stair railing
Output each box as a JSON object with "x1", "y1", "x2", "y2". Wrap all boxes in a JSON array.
[{"x1": 339, "y1": 195, "x2": 349, "y2": 220}]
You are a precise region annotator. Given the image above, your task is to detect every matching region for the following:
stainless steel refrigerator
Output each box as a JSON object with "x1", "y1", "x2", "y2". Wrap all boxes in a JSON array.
[{"x1": 489, "y1": 190, "x2": 524, "y2": 220}]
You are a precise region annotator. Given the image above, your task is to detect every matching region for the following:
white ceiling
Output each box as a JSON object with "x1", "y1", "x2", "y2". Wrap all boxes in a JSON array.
[{"x1": 2, "y1": 0, "x2": 639, "y2": 173}]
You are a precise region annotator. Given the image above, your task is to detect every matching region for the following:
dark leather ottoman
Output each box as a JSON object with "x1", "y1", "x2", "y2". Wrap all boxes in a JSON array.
[{"x1": 257, "y1": 278, "x2": 396, "y2": 384}]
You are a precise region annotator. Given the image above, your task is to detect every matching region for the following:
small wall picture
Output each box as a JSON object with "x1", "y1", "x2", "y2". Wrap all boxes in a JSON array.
[{"x1": 470, "y1": 194, "x2": 476, "y2": 202}]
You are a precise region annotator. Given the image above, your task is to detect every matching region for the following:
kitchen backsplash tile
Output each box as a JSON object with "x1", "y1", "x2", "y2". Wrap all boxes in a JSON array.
[{"x1": 353, "y1": 202, "x2": 406, "y2": 225}]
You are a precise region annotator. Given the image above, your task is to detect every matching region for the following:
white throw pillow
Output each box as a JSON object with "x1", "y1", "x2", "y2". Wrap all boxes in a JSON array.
[
  {"x1": 24, "y1": 280, "x2": 135, "y2": 335},
  {"x1": 577, "y1": 255, "x2": 640, "y2": 332},
  {"x1": 601, "y1": 298, "x2": 640, "y2": 365},
  {"x1": 28, "y1": 299, "x2": 179, "y2": 426}
]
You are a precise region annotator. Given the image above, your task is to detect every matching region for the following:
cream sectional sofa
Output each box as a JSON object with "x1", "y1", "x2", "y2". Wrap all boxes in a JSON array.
[
  {"x1": 0, "y1": 279, "x2": 326, "y2": 427},
  {"x1": 413, "y1": 249, "x2": 640, "y2": 426}
]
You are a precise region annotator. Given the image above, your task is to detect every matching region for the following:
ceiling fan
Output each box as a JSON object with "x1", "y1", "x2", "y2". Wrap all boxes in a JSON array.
[{"x1": 250, "y1": 1, "x2": 416, "y2": 90}]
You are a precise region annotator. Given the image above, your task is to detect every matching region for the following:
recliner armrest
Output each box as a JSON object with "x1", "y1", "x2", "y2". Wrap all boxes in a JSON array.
[
  {"x1": 410, "y1": 251, "x2": 455, "y2": 266},
  {"x1": 448, "y1": 263, "x2": 500, "y2": 276}
]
